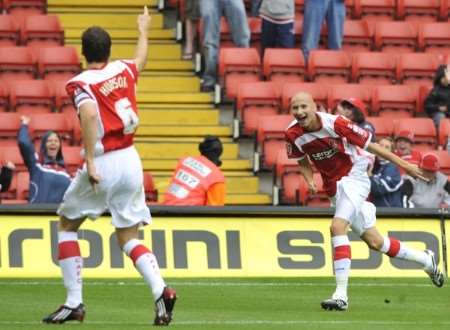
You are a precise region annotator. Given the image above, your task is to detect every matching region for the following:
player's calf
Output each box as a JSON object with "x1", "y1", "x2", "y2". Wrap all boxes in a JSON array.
[
  {"x1": 42, "y1": 303, "x2": 85, "y2": 324},
  {"x1": 154, "y1": 287, "x2": 177, "y2": 326}
]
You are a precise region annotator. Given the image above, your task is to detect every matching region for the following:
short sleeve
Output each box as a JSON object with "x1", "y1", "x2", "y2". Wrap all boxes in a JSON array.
[
  {"x1": 285, "y1": 132, "x2": 305, "y2": 160},
  {"x1": 334, "y1": 115, "x2": 371, "y2": 149},
  {"x1": 121, "y1": 60, "x2": 139, "y2": 83},
  {"x1": 65, "y1": 81, "x2": 95, "y2": 112}
]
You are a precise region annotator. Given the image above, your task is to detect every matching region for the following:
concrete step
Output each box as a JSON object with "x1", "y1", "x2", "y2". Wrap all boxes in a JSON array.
[
  {"x1": 56, "y1": 12, "x2": 163, "y2": 29},
  {"x1": 137, "y1": 125, "x2": 231, "y2": 137},
  {"x1": 139, "y1": 109, "x2": 219, "y2": 125},
  {"x1": 138, "y1": 92, "x2": 212, "y2": 104},
  {"x1": 138, "y1": 76, "x2": 200, "y2": 93},
  {"x1": 142, "y1": 159, "x2": 252, "y2": 171},
  {"x1": 136, "y1": 142, "x2": 239, "y2": 159},
  {"x1": 65, "y1": 28, "x2": 175, "y2": 42}
]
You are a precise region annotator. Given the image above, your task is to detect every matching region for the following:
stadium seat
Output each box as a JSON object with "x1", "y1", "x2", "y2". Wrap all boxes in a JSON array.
[
  {"x1": 9, "y1": 80, "x2": 54, "y2": 114},
  {"x1": 281, "y1": 171, "x2": 329, "y2": 206},
  {"x1": 22, "y1": 15, "x2": 64, "y2": 47},
  {"x1": 61, "y1": 146, "x2": 83, "y2": 175},
  {"x1": 394, "y1": 118, "x2": 437, "y2": 151},
  {"x1": 397, "y1": 0, "x2": 442, "y2": 22},
  {"x1": 0, "y1": 82, "x2": 9, "y2": 112},
  {"x1": 308, "y1": 50, "x2": 351, "y2": 84},
  {"x1": 294, "y1": 0, "x2": 305, "y2": 15},
  {"x1": 236, "y1": 81, "x2": 280, "y2": 136},
  {"x1": 353, "y1": 0, "x2": 396, "y2": 21},
  {"x1": 418, "y1": 23, "x2": 450, "y2": 54},
  {"x1": 4, "y1": 0, "x2": 46, "y2": 18},
  {"x1": 143, "y1": 171, "x2": 158, "y2": 202},
  {"x1": 263, "y1": 48, "x2": 306, "y2": 87},
  {"x1": 374, "y1": 21, "x2": 418, "y2": 53},
  {"x1": 435, "y1": 150, "x2": 450, "y2": 175},
  {"x1": 351, "y1": 52, "x2": 396, "y2": 85},
  {"x1": 37, "y1": 46, "x2": 81, "y2": 80},
  {"x1": 438, "y1": 118, "x2": 450, "y2": 149},
  {"x1": 281, "y1": 82, "x2": 329, "y2": 112},
  {"x1": 417, "y1": 85, "x2": 433, "y2": 115},
  {"x1": 275, "y1": 148, "x2": 299, "y2": 181},
  {"x1": 371, "y1": 85, "x2": 418, "y2": 118},
  {"x1": 16, "y1": 170, "x2": 29, "y2": 201},
  {"x1": 48, "y1": 80, "x2": 73, "y2": 112},
  {"x1": 0, "y1": 15, "x2": 20, "y2": 46},
  {"x1": 257, "y1": 114, "x2": 293, "y2": 169},
  {"x1": 0, "y1": 145, "x2": 25, "y2": 171},
  {"x1": 339, "y1": 20, "x2": 373, "y2": 53},
  {"x1": 294, "y1": 17, "x2": 303, "y2": 47},
  {"x1": 366, "y1": 116, "x2": 395, "y2": 138},
  {"x1": 328, "y1": 84, "x2": 372, "y2": 114},
  {"x1": 0, "y1": 113, "x2": 21, "y2": 141},
  {"x1": 248, "y1": 17, "x2": 262, "y2": 50},
  {"x1": 218, "y1": 47, "x2": 261, "y2": 100},
  {"x1": 198, "y1": 17, "x2": 247, "y2": 50},
  {"x1": 396, "y1": 53, "x2": 440, "y2": 86},
  {"x1": 0, "y1": 46, "x2": 37, "y2": 80},
  {"x1": 28, "y1": 113, "x2": 73, "y2": 144}
]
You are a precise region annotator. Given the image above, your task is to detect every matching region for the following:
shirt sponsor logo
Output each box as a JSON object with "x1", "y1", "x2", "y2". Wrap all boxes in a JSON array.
[
  {"x1": 99, "y1": 76, "x2": 128, "y2": 96},
  {"x1": 310, "y1": 148, "x2": 338, "y2": 161},
  {"x1": 183, "y1": 157, "x2": 211, "y2": 178}
]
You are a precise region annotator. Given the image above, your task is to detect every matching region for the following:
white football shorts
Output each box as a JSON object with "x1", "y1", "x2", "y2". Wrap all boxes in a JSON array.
[
  {"x1": 332, "y1": 172, "x2": 376, "y2": 236},
  {"x1": 57, "y1": 146, "x2": 151, "y2": 228}
]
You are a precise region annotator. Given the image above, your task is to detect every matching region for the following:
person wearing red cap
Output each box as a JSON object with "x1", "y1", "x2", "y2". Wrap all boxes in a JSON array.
[
  {"x1": 401, "y1": 153, "x2": 450, "y2": 208},
  {"x1": 394, "y1": 130, "x2": 422, "y2": 175},
  {"x1": 336, "y1": 98, "x2": 376, "y2": 142}
]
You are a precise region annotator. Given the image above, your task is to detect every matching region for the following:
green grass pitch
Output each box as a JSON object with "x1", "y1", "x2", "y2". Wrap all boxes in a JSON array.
[{"x1": 0, "y1": 278, "x2": 449, "y2": 330}]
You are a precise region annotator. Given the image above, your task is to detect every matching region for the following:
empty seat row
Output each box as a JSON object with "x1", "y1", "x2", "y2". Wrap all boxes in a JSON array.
[
  {"x1": 219, "y1": 47, "x2": 450, "y2": 99},
  {"x1": 0, "y1": 46, "x2": 80, "y2": 80},
  {"x1": 0, "y1": 14, "x2": 63, "y2": 47},
  {"x1": 0, "y1": 1, "x2": 46, "y2": 18}
]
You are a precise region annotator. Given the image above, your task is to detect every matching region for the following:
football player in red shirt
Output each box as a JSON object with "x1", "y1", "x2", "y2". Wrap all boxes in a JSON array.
[{"x1": 285, "y1": 92, "x2": 445, "y2": 311}]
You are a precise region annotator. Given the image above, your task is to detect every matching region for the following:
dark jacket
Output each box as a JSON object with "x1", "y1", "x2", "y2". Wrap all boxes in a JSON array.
[
  {"x1": 0, "y1": 166, "x2": 13, "y2": 192},
  {"x1": 425, "y1": 65, "x2": 450, "y2": 118},
  {"x1": 370, "y1": 160, "x2": 403, "y2": 207},
  {"x1": 18, "y1": 124, "x2": 71, "y2": 203}
]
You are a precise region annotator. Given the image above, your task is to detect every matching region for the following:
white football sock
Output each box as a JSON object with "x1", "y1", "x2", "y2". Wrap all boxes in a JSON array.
[
  {"x1": 381, "y1": 236, "x2": 431, "y2": 270},
  {"x1": 332, "y1": 235, "x2": 351, "y2": 301}
]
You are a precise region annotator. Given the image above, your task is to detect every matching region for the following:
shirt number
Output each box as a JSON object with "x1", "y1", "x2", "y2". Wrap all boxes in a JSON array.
[{"x1": 114, "y1": 97, "x2": 139, "y2": 134}]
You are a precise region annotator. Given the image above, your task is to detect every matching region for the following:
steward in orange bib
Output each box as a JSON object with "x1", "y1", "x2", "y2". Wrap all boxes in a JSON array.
[{"x1": 163, "y1": 136, "x2": 226, "y2": 206}]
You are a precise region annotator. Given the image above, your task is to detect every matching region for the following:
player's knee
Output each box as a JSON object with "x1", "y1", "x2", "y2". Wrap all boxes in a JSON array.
[
  {"x1": 330, "y1": 222, "x2": 346, "y2": 236},
  {"x1": 58, "y1": 216, "x2": 83, "y2": 232}
]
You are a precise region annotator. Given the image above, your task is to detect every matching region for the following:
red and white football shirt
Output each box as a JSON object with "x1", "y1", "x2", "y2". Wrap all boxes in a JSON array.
[
  {"x1": 66, "y1": 60, "x2": 139, "y2": 155},
  {"x1": 285, "y1": 112, "x2": 372, "y2": 197}
]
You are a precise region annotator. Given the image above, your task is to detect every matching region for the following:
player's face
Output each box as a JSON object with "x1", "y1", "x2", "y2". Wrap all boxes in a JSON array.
[
  {"x1": 46, "y1": 133, "x2": 61, "y2": 159},
  {"x1": 290, "y1": 95, "x2": 317, "y2": 128}
]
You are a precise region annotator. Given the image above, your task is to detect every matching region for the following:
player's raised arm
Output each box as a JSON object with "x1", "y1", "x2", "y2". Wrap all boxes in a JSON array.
[
  {"x1": 367, "y1": 142, "x2": 427, "y2": 181},
  {"x1": 134, "y1": 6, "x2": 151, "y2": 72}
]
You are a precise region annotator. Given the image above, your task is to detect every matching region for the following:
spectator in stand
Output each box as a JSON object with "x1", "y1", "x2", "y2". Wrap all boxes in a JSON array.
[
  {"x1": 199, "y1": 0, "x2": 250, "y2": 92},
  {"x1": 251, "y1": 0, "x2": 262, "y2": 17},
  {"x1": 401, "y1": 153, "x2": 450, "y2": 208},
  {"x1": 0, "y1": 161, "x2": 14, "y2": 194},
  {"x1": 163, "y1": 135, "x2": 226, "y2": 206},
  {"x1": 17, "y1": 116, "x2": 71, "y2": 203},
  {"x1": 369, "y1": 137, "x2": 403, "y2": 207},
  {"x1": 182, "y1": 0, "x2": 200, "y2": 60},
  {"x1": 425, "y1": 65, "x2": 450, "y2": 130},
  {"x1": 302, "y1": 0, "x2": 345, "y2": 60},
  {"x1": 394, "y1": 130, "x2": 422, "y2": 176},
  {"x1": 259, "y1": 0, "x2": 295, "y2": 55},
  {"x1": 335, "y1": 97, "x2": 376, "y2": 142}
]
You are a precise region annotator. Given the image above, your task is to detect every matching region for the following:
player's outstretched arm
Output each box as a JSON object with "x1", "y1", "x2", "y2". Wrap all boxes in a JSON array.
[
  {"x1": 367, "y1": 142, "x2": 428, "y2": 181},
  {"x1": 134, "y1": 6, "x2": 151, "y2": 72},
  {"x1": 298, "y1": 157, "x2": 317, "y2": 194}
]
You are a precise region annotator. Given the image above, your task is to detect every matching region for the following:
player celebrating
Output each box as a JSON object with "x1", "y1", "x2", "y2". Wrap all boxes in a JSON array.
[
  {"x1": 285, "y1": 92, "x2": 444, "y2": 311},
  {"x1": 42, "y1": 7, "x2": 177, "y2": 326}
]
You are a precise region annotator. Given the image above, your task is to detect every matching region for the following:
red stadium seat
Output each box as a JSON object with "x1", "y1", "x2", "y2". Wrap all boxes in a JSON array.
[
  {"x1": 28, "y1": 113, "x2": 72, "y2": 144},
  {"x1": 4, "y1": 0, "x2": 46, "y2": 18},
  {"x1": 328, "y1": 84, "x2": 372, "y2": 114},
  {"x1": 257, "y1": 114, "x2": 293, "y2": 169},
  {"x1": 248, "y1": 17, "x2": 262, "y2": 50},
  {"x1": 198, "y1": 17, "x2": 249, "y2": 49},
  {"x1": 438, "y1": 119, "x2": 450, "y2": 149},
  {"x1": 0, "y1": 15, "x2": 20, "y2": 46},
  {"x1": 236, "y1": 82, "x2": 280, "y2": 135},
  {"x1": 37, "y1": 46, "x2": 81, "y2": 80},
  {"x1": 143, "y1": 171, "x2": 158, "y2": 202},
  {"x1": 353, "y1": 0, "x2": 396, "y2": 20},
  {"x1": 0, "y1": 146, "x2": 26, "y2": 171},
  {"x1": 340, "y1": 20, "x2": 373, "y2": 53},
  {"x1": 0, "y1": 113, "x2": 21, "y2": 141},
  {"x1": 397, "y1": 0, "x2": 442, "y2": 22},
  {"x1": 366, "y1": 116, "x2": 394, "y2": 138},
  {"x1": 218, "y1": 47, "x2": 261, "y2": 100},
  {"x1": 263, "y1": 48, "x2": 306, "y2": 87},
  {"x1": 394, "y1": 118, "x2": 437, "y2": 151},
  {"x1": 435, "y1": 150, "x2": 450, "y2": 175},
  {"x1": 351, "y1": 52, "x2": 396, "y2": 85},
  {"x1": 9, "y1": 80, "x2": 54, "y2": 114},
  {"x1": 396, "y1": 53, "x2": 440, "y2": 86},
  {"x1": 16, "y1": 171, "x2": 29, "y2": 201},
  {"x1": 374, "y1": 21, "x2": 418, "y2": 53},
  {"x1": 48, "y1": 80, "x2": 73, "y2": 112},
  {"x1": 0, "y1": 82, "x2": 9, "y2": 112},
  {"x1": 281, "y1": 82, "x2": 329, "y2": 112},
  {"x1": 281, "y1": 171, "x2": 329, "y2": 206},
  {"x1": 308, "y1": 50, "x2": 351, "y2": 84},
  {"x1": 62, "y1": 146, "x2": 83, "y2": 175},
  {"x1": 418, "y1": 23, "x2": 450, "y2": 54},
  {"x1": 371, "y1": 85, "x2": 418, "y2": 118},
  {"x1": 0, "y1": 46, "x2": 37, "y2": 80},
  {"x1": 418, "y1": 85, "x2": 433, "y2": 114},
  {"x1": 275, "y1": 148, "x2": 299, "y2": 181},
  {"x1": 22, "y1": 15, "x2": 64, "y2": 47}
]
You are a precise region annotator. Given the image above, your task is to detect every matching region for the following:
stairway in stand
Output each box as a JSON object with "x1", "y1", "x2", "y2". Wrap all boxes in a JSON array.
[{"x1": 48, "y1": 0, "x2": 271, "y2": 205}]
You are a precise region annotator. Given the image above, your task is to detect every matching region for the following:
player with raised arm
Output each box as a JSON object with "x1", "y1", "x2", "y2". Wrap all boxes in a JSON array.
[
  {"x1": 42, "y1": 7, "x2": 177, "y2": 326},
  {"x1": 285, "y1": 92, "x2": 445, "y2": 311}
]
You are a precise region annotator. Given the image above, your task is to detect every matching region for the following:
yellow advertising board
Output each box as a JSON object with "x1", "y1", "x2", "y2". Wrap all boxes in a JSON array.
[{"x1": 0, "y1": 215, "x2": 445, "y2": 278}]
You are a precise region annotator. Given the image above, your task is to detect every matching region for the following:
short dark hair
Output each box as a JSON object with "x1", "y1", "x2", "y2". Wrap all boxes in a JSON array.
[{"x1": 81, "y1": 26, "x2": 111, "y2": 63}]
